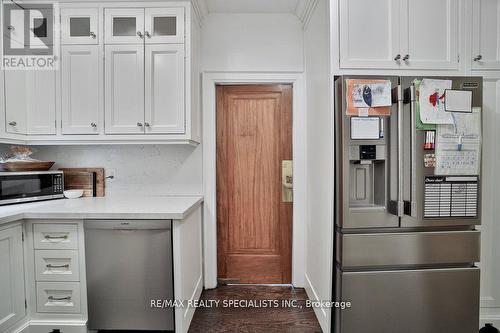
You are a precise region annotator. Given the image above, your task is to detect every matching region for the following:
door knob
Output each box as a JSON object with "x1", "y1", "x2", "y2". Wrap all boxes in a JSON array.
[
  {"x1": 145, "y1": 122, "x2": 151, "y2": 127},
  {"x1": 473, "y1": 55, "x2": 483, "y2": 62},
  {"x1": 90, "y1": 31, "x2": 96, "y2": 39},
  {"x1": 394, "y1": 54, "x2": 401, "y2": 61},
  {"x1": 7, "y1": 25, "x2": 14, "y2": 31},
  {"x1": 282, "y1": 160, "x2": 293, "y2": 203},
  {"x1": 403, "y1": 54, "x2": 410, "y2": 62},
  {"x1": 8, "y1": 121, "x2": 17, "y2": 126},
  {"x1": 90, "y1": 122, "x2": 97, "y2": 128},
  {"x1": 144, "y1": 31, "x2": 151, "y2": 38},
  {"x1": 137, "y1": 31, "x2": 143, "y2": 39},
  {"x1": 137, "y1": 122, "x2": 143, "y2": 127}
]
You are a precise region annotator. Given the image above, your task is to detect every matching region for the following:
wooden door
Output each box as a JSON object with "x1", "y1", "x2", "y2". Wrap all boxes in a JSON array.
[
  {"x1": 144, "y1": 44, "x2": 185, "y2": 134},
  {"x1": 61, "y1": 45, "x2": 101, "y2": 134},
  {"x1": 217, "y1": 85, "x2": 292, "y2": 284},
  {"x1": 339, "y1": 0, "x2": 401, "y2": 69},
  {"x1": 472, "y1": 0, "x2": 500, "y2": 70},
  {"x1": 104, "y1": 44, "x2": 145, "y2": 134},
  {"x1": 403, "y1": 0, "x2": 459, "y2": 70}
]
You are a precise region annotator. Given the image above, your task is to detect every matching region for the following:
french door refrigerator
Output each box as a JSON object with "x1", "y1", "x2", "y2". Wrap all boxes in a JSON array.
[{"x1": 333, "y1": 76, "x2": 482, "y2": 333}]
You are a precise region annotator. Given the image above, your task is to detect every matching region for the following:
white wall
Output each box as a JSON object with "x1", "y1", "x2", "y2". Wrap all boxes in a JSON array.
[
  {"x1": 303, "y1": 0, "x2": 333, "y2": 332},
  {"x1": 0, "y1": 144, "x2": 202, "y2": 197},
  {"x1": 201, "y1": 13, "x2": 304, "y2": 72}
]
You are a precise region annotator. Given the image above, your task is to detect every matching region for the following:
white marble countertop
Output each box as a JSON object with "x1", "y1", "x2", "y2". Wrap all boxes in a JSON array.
[{"x1": 0, "y1": 196, "x2": 203, "y2": 225}]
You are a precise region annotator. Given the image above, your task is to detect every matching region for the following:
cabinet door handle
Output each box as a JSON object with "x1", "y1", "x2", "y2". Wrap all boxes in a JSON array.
[
  {"x1": 473, "y1": 55, "x2": 482, "y2": 62},
  {"x1": 46, "y1": 264, "x2": 70, "y2": 269},
  {"x1": 144, "y1": 31, "x2": 151, "y2": 38},
  {"x1": 403, "y1": 54, "x2": 410, "y2": 62},
  {"x1": 90, "y1": 122, "x2": 97, "y2": 128},
  {"x1": 394, "y1": 54, "x2": 401, "y2": 61},
  {"x1": 90, "y1": 31, "x2": 96, "y2": 39},
  {"x1": 48, "y1": 296, "x2": 71, "y2": 302},
  {"x1": 137, "y1": 31, "x2": 143, "y2": 39},
  {"x1": 7, "y1": 25, "x2": 14, "y2": 31},
  {"x1": 44, "y1": 235, "x2": 68, "y2": 240},
  {"x1": 8, "y1": 121, "x2": 17, "y2": 126},
  {"x1": 137, "y1": 122, "x2": 143, "y2": 127},
  {"x1": 145, "y1": 122, "x2": 151, "y2": 127}
]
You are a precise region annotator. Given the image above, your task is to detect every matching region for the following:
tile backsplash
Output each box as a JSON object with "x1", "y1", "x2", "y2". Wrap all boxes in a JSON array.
[{"x1": 0, "y1": 144, "x2": 203, "y2": 197}]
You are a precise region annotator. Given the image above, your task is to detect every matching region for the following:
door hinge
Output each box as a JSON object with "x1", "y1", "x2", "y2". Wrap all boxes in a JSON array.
[
  {"x1": 21, "y1": 232, "x2": 24, "y2": 242},
  {"x1": 24, "y1": 299, "x2": 27, "y2": 309},
  {"x1": 458, "y1": 54, "x2": 460, "y2": 63}
]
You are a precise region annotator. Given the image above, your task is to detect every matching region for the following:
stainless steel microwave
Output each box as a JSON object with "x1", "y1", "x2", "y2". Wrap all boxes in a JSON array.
[{"x1": 0, "y1": 171, "x2": 64, "y2": 205}]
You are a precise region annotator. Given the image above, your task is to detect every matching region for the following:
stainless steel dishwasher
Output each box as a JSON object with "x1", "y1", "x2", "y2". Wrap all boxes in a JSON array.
[{"x1": 84, "y1": 220, "x2": 174, "y2": 331}]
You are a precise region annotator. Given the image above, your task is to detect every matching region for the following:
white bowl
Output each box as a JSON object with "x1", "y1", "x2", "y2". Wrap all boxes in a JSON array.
[{"x1": 63, "y1": 190, "x2": 84, "y2": 199}]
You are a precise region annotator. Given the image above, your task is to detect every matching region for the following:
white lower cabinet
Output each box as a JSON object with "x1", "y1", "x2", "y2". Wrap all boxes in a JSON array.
[
  {"x1": 105, "y1": 44, "x2": 145, "y2": 134},
  {"x1": 0, "y1": 224, "x2": 26, "y2": 332},
  {"x1": 36, "y1": 282, "x2": 81, "y2": 314},
  {"x1": 145, "y1": 44, "x2": 185, "y2": 134},
  {"x1": 61, "y1": 45, "x2": 102, "y2": 134}
]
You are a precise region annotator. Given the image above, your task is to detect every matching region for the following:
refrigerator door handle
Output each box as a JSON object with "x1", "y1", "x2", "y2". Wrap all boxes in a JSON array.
[
  {"x1": 409, "y1": 85, "x2": 417, "y2": 217},
  {"x1": 397, "y1": 85, "x2": 404, "y2": 217}
]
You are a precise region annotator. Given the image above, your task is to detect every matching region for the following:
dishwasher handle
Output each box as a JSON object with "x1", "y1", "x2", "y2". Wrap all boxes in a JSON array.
[{"x1": 84, "y1": 220, "x2": 172, "y2": 230}]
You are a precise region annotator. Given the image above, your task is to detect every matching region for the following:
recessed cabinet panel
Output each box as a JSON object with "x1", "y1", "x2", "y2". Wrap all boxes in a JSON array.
[
  {"x1": 61, "y1": 8, "x2": 99, "y2": 45},
  {"x1": 0, "y1": 225, "x2": 25, "y2": 332},
  {"x1": 339, "y1": 0, "x2": 401, "y2": 69},
  {"x1": 105, "y1": 45, "x2": 145, "y2": 134},
  {"x1": 35, "y1": 250, "x2": 80, "y2": 282},
  {"x1": 36, "y1": 281, "x2": 81, "y2": 314},
  {"x1": 144, "y1": 8, "x2": 184, "y2": 44},
  {"x1": 28, "y1": 70, "x2": 56, "y2": 135},
  {"x1": 472, "y1": 0, "x2": 500, "y2": 70},
  {"x1": 105, "y1": 8, "x2": 144, "y2": 44},
  {"x1": 404, "y1": 0, "x2": 459, "y2": 70},
  {"x1": 4, "y1": 71, "x2": 28, "y2": 135},
  {"x1": 61, "y1": 45, "x2": 101, "y2": 134},
  {"x1": 145, "y1": 44, "x2": 185, "y2": 134},
  {"x1": 4, "y1": 71, "x2": 56, "y2": 135}
]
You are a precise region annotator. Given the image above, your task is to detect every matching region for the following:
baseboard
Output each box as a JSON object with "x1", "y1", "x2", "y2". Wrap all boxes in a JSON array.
[
  {"x1": 304, "y1": 272, "x2": 330, "y2": 333},
  {"x1": 7, "y1": 320, "x2": 86, "y2": 333},
  {"x1": 480, "y1": 308, "x2": 500, "y2": 329}
]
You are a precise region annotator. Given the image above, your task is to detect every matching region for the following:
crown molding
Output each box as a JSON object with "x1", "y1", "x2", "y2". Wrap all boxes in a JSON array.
[
  {"x1": 295, "y1": 0, "x2": 319, "y2": 29},
  {"x1": 191, "y1": 0, "x2": 208, "y2": 25}
]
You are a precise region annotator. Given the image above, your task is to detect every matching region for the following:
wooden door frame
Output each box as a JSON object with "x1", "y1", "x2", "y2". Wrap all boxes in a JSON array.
[{"x1": 202, "y1": 72, "x2": 307, "y2": 289}]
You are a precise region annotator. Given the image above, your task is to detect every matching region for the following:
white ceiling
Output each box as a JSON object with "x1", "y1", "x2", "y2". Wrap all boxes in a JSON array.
[{"x1": 205, "y1": 0, "x2": 301, "y2": 14}]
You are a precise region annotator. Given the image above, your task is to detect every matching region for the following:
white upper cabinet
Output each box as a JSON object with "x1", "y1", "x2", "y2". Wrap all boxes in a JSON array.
[
  {"x1": 144, "y1": 8, "x2": 185, "y2": 44},
  {"x1": 403, "y1": 0, "x2": 459, "y2": 70},
  {"x1": 4, "y1": 71, "x2": 56, "y2": 135},
  {"x1": 61, "y1": 8, "x2": 100, "y2": 45},
  {"x1": 61, "y1": 45, "x2": 101, "y2": 134},
  {"x1": 0, "y1": 225, "x2": 26, "y2": 333},
  {"x1": 472, "y1": 0, "x2": 500, "y2": 70},
  {"x1": 105, "y1": 44, "x2": 145, "y2": 134},
  {"x1": 339, "y1": 0, "x2": 401, "y2": 69},
  {"x1": 339, "y1": 0, "x2": 459, "y2": 70},
  {"x1": 105, "y1": 8, "x2": 145, "y2": 44},
  {"x1": 145, "y1": 44, "x2": 185, "y2": 134}
]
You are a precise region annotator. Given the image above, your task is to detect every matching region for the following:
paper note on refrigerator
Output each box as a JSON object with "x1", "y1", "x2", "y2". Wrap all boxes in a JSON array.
[
  {"x1": 345, "y1": 79, "x2": 392, "y2": 116},
  {"x1": 419, "y1": 79, "x2": 454, "y2": 124},
  {"x1": 434, "y1": 107, "x2": 481, "y2": 175}
]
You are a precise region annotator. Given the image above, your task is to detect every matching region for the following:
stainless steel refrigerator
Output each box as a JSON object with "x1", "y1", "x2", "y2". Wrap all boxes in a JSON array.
[{"x1": 333, "y1": 76, "x2": 482, "y2": 333}]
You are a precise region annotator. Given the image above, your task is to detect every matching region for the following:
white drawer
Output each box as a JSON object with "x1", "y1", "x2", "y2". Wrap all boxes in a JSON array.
[
  {"x1": 33, "y1": 224, "x2": 78, "y2": 250},
  {"x1": 36, "y1": 281, "x2": 81, "y2": 313},
  {"x1": 35, "y1": 250, "x2": 80, "y2": 282}
]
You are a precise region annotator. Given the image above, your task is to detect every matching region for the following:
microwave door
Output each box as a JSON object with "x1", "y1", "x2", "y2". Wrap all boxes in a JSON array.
[
  {"x1": 0, "y1": 173, "x2": 55, "y2": 201},
  {"x1": 400, "y1": 76, "x2": 482, "y2": 228}
]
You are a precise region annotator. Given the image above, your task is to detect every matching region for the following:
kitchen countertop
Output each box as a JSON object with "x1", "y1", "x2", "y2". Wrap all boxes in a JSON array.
[{"x1": 0, "y1": 196, "x2": 204, "y2": 225}]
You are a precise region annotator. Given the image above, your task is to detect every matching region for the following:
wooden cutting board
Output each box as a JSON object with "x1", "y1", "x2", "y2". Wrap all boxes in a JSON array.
[{"x1": 59, "y1": 168, "x2": 105, "y2": 197}]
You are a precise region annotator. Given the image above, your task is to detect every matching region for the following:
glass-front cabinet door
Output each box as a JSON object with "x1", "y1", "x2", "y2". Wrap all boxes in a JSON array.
[
  {"x1": 61, "y1": 8, "x2": 99, "y2": 44},
  {"x1": 144, "y1": 8, "x2": 184, "y2": 44},
  {"x1": 104, "y1": 8, "x2": 144, "y2": 44}
]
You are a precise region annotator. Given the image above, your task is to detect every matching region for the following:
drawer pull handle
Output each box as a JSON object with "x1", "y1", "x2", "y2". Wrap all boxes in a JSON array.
[
  {"x1": 46, "y1": 264, "x2": 70, "y2": 269},
  {"x1": 48, "y1": 296, "x2": 71, "y2": 301},
  {"x1": 44, "y1": 235, "x2": 68, "y2": 240}
]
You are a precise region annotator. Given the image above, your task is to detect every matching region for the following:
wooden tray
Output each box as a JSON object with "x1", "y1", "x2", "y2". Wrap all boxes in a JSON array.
[
  {"x1": 59, "y1": 168, "x2": 105, "y2": 197},
  {"x1": 0, "y1": 161, "x2": 55, "y2": 172}
]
